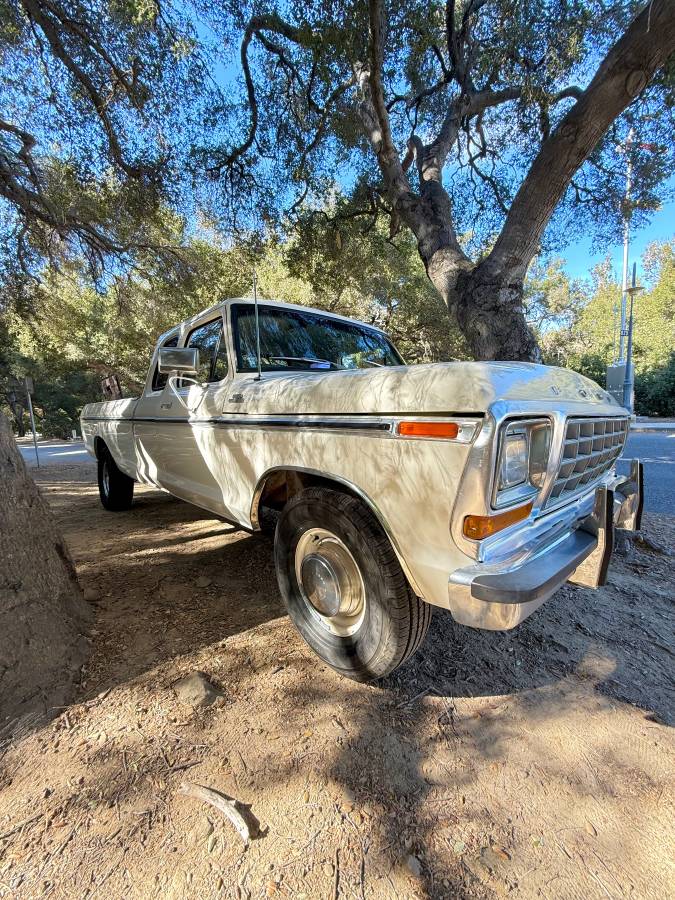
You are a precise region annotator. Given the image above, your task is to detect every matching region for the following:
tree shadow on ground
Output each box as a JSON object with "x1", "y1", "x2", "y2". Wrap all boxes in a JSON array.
[
  {"x1": 37, "y1": 469, "x2": 675, "y2": 729},
  {"x1": 33, "y1": 474, "x2": 283, "y2": 703},
  {"x1": 4, "y1": 470, "x2": 672, "y2": 898}
]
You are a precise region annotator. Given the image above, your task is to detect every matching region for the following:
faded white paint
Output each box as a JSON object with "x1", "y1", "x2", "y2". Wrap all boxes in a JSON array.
[{"x1": 81, "y1": 298, "x2": 625, "y2": 615}]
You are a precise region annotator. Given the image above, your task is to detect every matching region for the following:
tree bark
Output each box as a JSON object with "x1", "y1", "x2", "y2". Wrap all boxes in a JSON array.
[
  {"x1": 0, "y1": 413, "x2": 91, "y2": 739},
  {"x1": 362, "y1": 0, "x2": 675, "y2": 362},
  {"x1": 420, "y1": 242, "x2": 540, "y2": 361}
]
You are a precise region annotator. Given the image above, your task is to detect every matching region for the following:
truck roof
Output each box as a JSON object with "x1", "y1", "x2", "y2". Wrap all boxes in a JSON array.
[{"x1": 157, "y1": 297, "x2": 388, "y2": 345}]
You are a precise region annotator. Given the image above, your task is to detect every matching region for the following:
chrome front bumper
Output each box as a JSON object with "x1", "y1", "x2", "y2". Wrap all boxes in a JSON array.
[{"x1": 447, "y1": 460, "x2": 643, "y2": 631}]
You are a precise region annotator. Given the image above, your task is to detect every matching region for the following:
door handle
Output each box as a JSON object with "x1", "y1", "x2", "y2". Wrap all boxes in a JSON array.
[{"x1": 160, "y1": 401, "x2": 173, "y2": 409}]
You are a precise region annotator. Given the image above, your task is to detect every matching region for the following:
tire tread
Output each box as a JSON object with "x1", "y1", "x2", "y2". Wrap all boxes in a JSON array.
[{"x1": 277, "y1": 487, "x2": 431, "y2": 680}]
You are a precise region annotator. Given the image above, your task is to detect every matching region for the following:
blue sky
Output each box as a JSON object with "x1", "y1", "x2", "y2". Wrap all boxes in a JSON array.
[{"x1": 563, "y1": 193, "x2": 675, "y2": 284}]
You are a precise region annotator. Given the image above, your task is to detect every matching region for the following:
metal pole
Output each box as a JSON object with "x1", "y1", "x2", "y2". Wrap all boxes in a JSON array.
[
  {"x1": 26, "y1": 388, "x2": 39, "y2": 467},
  {"x1": 623, "y1": 263, "x2": 640, "y2": 412},
  {"x1": 253, "y1": 269, "x2": 262, "y2": 381},
  {"x1": 618, "y1": 128, "x2": 634, "y2": 362}
]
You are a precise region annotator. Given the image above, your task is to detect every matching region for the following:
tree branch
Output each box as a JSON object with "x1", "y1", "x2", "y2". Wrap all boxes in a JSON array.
[
  {"x1": 367, "y1": 0, "x2": 399, "y2": 168},
  {"x1": 211, "y1": 13, "x2": 343, "y2": 176},
  {"x1": 425, "y1": 86, "x2": 521, "y2": 181},
  {"x1": 20, "y1": 0, "x2": 151, "y2": 180},
  {"x1": 485, "y1": 0, "x2": 675, "y2": 280}
]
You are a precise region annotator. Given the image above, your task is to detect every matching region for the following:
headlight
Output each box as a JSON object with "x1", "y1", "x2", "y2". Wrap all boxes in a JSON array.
[
  {"x1": 495, "y1": 419, "x2": 551, "y2": 508},
  {"x1": 499, "y1": 430, "x2": 529, "y2": 488}
]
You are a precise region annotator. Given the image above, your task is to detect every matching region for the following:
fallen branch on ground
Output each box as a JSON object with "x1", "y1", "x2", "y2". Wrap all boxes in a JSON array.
[{"x1": 179, "y1": 782, "x2": 260, "y2": 843}]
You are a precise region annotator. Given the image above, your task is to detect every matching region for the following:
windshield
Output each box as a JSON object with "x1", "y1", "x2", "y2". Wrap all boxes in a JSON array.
[{"x1": 232, "y1": 304, "x2": 404, "y2": 373}]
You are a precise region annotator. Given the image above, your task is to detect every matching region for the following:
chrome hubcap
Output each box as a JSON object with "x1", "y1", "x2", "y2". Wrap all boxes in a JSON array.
[
  {"x1": 102, "y1": 461, "x2": 110, "y2": 496},
  {"x1": 295, "y1": 528, "x2": 365, "y2": 635}
]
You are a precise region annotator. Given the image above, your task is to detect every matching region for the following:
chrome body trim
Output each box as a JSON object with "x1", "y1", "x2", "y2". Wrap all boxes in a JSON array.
[
  {"x1": 80, "y1": 413, "x2": 481, "y2": 441},
  {"x1": 448, "y1": 463, "x2": 642, "y2": 631}
]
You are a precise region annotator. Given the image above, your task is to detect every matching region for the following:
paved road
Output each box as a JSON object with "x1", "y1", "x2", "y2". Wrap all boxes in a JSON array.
[
  {"x1": 18, "y1": 431, "x2": 674, "y2": 514},
  {"x1": 619, "y1": 432, "x2": 675, "y2": 516},
  {"x1": 19, "y1": 439, "x2": 91, "y2": 467}
]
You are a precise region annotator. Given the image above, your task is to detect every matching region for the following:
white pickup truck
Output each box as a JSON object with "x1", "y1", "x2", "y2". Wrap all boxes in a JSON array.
[{"x1": 81, "y1": 298, "x2": 643, "y2": 681}]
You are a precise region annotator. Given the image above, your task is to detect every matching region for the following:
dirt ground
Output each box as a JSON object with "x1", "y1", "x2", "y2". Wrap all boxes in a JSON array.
[{"x1": 1, "y1": 463, "x2": 673, "y2": 900}]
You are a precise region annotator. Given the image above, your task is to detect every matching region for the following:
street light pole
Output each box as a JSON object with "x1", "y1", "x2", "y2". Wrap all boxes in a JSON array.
[
  {"x1": 618, "y1": 128, "x2": 635, "y2": 363},
  {"x1": 622, "y1": 263, "x2": 643, "y2": 412}
]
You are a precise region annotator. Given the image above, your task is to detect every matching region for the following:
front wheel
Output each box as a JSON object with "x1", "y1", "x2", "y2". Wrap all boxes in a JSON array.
[
  {"x1": 97, "y1": 446, "x2": 134, "y2": 511},
  {"x1": 274, "y1": 487, "x2": 431, "y2": 682}
]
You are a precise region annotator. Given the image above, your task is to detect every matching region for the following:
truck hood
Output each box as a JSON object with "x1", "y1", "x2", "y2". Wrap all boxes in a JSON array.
[{"x1": 233, "y1": 361, "x2": 622, "y2": 417}]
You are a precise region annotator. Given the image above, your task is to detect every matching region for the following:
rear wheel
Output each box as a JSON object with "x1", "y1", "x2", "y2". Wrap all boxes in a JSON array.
[
  {"x1": 97, "y1": 446, "x2": 134, "y2": 511},
  {"x1": 274, "y1": 487, "x2": 431, "y2": 682}
]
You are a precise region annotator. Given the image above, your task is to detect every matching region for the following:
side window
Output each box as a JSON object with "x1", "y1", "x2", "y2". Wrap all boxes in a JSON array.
[
  {"x1": 185, "y1": 317, "x2": 228, "y2": 384},
  {"x1": 151, "y1": 334, "x2": 179, "y2": 391}
]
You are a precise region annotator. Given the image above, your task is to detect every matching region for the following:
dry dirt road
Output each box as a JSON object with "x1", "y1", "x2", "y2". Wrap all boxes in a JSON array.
[{"x1": 1, "y1": 464, "x2": 673, "y2": 899}]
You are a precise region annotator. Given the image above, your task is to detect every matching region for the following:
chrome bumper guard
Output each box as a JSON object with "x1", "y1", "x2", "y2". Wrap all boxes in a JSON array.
[{"x1": 448, "y1": 460, "x2": 643, "y2": 631}]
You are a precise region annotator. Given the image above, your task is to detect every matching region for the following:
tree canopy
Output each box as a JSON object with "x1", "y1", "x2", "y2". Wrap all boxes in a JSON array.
[
  {"x1": 195, "y1": 0, "x2": 675, "y2": 358},
  {"x1": 0, "y1": 1, "x2": 673, "y2": 361},
  {"x1": 201, "y1": 1, "x2": 673, "y2": 245},
  {"x1": 0, "y1": 0, "x2": 210, "y2": 277}
]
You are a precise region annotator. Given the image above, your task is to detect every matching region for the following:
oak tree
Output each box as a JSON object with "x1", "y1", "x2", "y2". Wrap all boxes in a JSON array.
[
  {"x1": 201, "y1": 0, "x2": 675, "y2": 360},
  {"x1": 0, "y1": 0, "x2": 202, "y2": 731}
]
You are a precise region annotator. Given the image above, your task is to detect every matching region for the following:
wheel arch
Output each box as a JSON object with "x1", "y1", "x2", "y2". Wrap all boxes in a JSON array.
[
  {"x1": 251, "y1": 465, "x2": 422, "y2": 597},
  {"x1": 93, "y1": 436, "x2": 108, "y2": 459}
]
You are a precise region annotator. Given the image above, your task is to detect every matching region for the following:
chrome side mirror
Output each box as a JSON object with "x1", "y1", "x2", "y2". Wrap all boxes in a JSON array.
[{"x1": 158, "y1": 347, "x2": 199, "y2": 375}]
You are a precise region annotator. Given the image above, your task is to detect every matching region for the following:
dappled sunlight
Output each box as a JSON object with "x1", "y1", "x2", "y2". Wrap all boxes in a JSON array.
[{"x1": 2, "y1": 466, "x2": 670, "y2": 898}]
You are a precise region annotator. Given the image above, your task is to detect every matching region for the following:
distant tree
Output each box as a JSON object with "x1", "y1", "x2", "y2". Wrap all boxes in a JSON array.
[
  {"x1": 543, "y1": 239, "x2": 675, "y2": 413},
  {"x1": 524, "y1": 257, "x2": 585, "y2": 348},
  {"x1": 635, "y1": 353, "x2": 675, "y2": 416},
  {"x1": 201, "y1": 0, "x2": 675, "y2": 360},
  {"x1": 0, "y1": 318, "x2": 29, "y2": 434}
]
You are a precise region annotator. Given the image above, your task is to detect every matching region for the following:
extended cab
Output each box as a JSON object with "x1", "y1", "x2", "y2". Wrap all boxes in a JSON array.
[{"x1": 81, "y1": 298, "x2": 643, "y2": 681}]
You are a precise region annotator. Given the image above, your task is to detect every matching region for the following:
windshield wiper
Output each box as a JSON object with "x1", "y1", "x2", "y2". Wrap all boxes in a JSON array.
[
  {"x1": 267, "y1": 356, "x2": 340, "y2": 369},
  {"x1": 361, "y1": 358, "x2": 384, "y2": 367}
]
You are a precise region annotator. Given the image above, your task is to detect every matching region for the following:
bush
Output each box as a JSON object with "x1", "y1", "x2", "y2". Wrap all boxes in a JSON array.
[
  {"x1": 41, "y1": 408, "x2": 76, "y2": 440},
  {"x1": 634, "y1": 353, "x2": 675, "y2": 417},
  {"x1": 570, "y1": 353, "x2": 607, "y2": 388}
]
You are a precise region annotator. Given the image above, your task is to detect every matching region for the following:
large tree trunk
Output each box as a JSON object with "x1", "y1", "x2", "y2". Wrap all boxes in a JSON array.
[
  {"x1": 0, "y1": 413, "x2": 91, "y2": 739},
  {"x1": 420, "y1": 240, "x2": 540, "y2": 361},
  {"x1": 453, "y1": 265, "x2": 540, "y2": 362}
]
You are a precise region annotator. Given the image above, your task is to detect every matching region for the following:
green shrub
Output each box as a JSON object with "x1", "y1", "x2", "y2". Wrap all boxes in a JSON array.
[
  {"x1": 634, "y1": 353, "x2": 675, "y2": 417},
  {"x1": 41, "y1": 408, "x2": 75, "y2": 440}
]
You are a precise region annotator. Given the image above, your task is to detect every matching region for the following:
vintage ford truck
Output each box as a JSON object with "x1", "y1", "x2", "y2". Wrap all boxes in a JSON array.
[{"x1": 81, "y1": 298, "x2": 643, "y2": 681}]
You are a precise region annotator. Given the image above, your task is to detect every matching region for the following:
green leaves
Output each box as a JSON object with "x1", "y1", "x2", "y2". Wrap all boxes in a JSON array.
[{"x1": 538, "y1": 240, "x2": 675, "y2": 415}]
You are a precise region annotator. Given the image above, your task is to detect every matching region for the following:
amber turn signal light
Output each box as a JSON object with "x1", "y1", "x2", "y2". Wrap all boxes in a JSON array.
[
  {"x1": 463, "y1": 501, "x2": 533, "y2": 540},
  {"x1": 398, "y1": 421, "x2": 460, "y2": 439}
]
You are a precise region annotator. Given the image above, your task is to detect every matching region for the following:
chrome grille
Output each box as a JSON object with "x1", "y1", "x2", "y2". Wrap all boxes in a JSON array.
[{"x1": 546, "y1": 416, "x2": 629, "y2": 507}]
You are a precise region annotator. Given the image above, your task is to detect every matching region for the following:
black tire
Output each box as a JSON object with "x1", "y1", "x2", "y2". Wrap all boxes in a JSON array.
[
  {"x1": 97, "y1": 445, "x2": 134, "y2": 511},
  {"x1": 274, "y1": 487, "x2": 431, "y2": 682}
]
